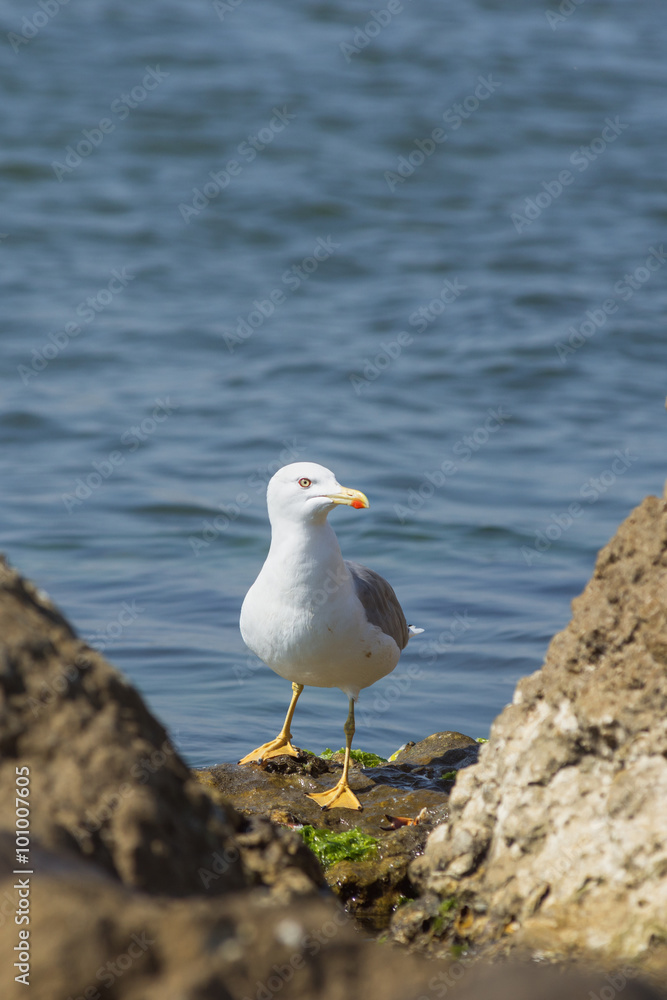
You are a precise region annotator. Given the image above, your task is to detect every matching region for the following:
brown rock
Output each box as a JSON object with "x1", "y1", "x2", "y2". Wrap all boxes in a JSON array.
[
  {"x1": 391, "y1": 731, "x2": 479, "y2": 772},
  {"x1": 0, "y1": 831, "x2": 455, "y2": 1000},
  {"x1": 0, "y1": 556, "x2": 245, "y2": 897}
]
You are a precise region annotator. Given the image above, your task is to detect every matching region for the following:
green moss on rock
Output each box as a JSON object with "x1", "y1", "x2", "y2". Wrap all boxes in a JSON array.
[
  {"x1": 319, "y1": 748, "x2": 388, "y2": 766},
  {"x1": 300, "y1": 825, "x2": 378, "y2": 867}
]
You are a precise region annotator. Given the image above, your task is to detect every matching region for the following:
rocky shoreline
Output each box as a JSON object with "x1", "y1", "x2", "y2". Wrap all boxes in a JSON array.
[
  {"x1": 198, "y1": 731, "x2": 479, "y2": 930},
  {"x1": 2, "y1": 488, "x2": 667, "y2": 997}
]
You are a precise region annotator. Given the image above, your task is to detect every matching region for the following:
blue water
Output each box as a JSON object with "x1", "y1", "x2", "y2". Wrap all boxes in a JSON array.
[{"x1": 1, "y1": 0, "x2": 665, "y2": 766}]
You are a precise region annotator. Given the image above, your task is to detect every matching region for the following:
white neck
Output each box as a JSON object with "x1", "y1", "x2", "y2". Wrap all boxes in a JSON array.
[{"x1": 264, "y1": 515, "x2": 347, "y2": 596}]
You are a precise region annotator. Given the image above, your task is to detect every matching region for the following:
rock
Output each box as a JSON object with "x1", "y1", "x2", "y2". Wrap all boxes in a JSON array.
[
  {"x1": 230, "y1": 814, "x2": 326, "y2": 899},
  {"x1": 391, "y1": 731, "x2": 479, "y2": 772},
  {"x1": 199, "y1": 732, "x2": 478, "y2": 928},
  {"x1": 0, "y1": 556, "x2": 244, "y2": 898},
  {"x1": 0, "y1": 831, "x2": 456, "y2": 1000},
  {"x1": 399, "y1": 492, "x2": 667, "y2": 983}
]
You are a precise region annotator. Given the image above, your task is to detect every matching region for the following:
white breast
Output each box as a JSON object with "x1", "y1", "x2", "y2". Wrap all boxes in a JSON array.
[{"x1": 240, "y1": 522, "x2": 400, "y2": 699}]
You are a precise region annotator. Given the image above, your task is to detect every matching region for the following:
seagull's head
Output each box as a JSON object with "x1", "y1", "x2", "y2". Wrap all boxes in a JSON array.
[{"x1": 267, "y1": 462, "x2": 369, "y2": 526}]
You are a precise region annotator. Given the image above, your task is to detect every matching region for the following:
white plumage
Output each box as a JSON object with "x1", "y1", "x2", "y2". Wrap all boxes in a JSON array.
[{"x1": 238, "y1": 461, "x2": 423, "y2": 810}]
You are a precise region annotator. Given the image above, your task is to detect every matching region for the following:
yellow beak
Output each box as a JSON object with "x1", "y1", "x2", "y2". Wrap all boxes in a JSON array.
[{"x1": 326, "y1": 486, "x2": 369, "y2": 510}]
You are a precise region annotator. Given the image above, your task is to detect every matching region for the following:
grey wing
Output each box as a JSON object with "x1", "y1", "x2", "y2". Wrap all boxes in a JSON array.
[{"x1": 345, "y1": 560, "x2": 409, "y2": 651}]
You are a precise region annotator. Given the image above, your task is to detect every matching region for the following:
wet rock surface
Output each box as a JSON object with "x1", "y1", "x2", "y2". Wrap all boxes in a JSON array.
[
  {"x1": 199, "y1": 732, "x2": 478, "y2": 928},
  {"x1": 399, "y1": 492, "x2": 667, "y2": 984}
]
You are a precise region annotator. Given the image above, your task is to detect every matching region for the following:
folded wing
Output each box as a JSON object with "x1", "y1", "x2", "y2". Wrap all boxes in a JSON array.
[{"x1": 345, "y1": 560, "x2": 410, "y2": 651}]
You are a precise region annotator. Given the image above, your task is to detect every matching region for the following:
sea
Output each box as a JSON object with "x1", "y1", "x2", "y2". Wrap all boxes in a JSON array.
[{"x1": 1, "y1": 0, "x2": 665, "y2": 765}]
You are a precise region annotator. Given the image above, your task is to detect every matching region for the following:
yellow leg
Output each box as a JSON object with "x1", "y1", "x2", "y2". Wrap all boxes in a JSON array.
[
  {"x1": 238, "y1": 682, "x2": 303, "y2": 763},
  {"x1": 308, "y1": 698, "x2": 362, "y2": 811}
]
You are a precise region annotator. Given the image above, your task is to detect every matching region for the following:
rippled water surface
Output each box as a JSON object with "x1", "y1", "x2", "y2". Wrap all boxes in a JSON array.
[{"x1": 1, "y1": 0, "x2": 665, "y2": 765}]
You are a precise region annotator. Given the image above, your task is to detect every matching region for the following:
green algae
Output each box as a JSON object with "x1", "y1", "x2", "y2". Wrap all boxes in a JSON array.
[
  {"x1": 319, "y1": 748, "x2": 388, "y2": 766},
  {"x1": 432, "y1": 896, "x2": 458, "y2": 935},
  {"x1": 300, "y1": 825, "x2": 378, "y2": 867}
]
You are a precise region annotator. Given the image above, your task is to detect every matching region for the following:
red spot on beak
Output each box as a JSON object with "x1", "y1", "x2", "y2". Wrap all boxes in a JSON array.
[{"x1": 351, "y1": 499, "x2": 364, "y2": 509}]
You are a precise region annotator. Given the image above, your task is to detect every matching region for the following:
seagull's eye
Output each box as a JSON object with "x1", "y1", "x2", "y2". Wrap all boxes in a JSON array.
[{"x1": 298, "y1": 477, "x2": 311, "y2": 488}]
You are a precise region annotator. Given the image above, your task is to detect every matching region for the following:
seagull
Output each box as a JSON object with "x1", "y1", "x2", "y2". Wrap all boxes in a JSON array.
[{"x1": 238, "y1": 462, "x2": 423, "y2": 810}]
